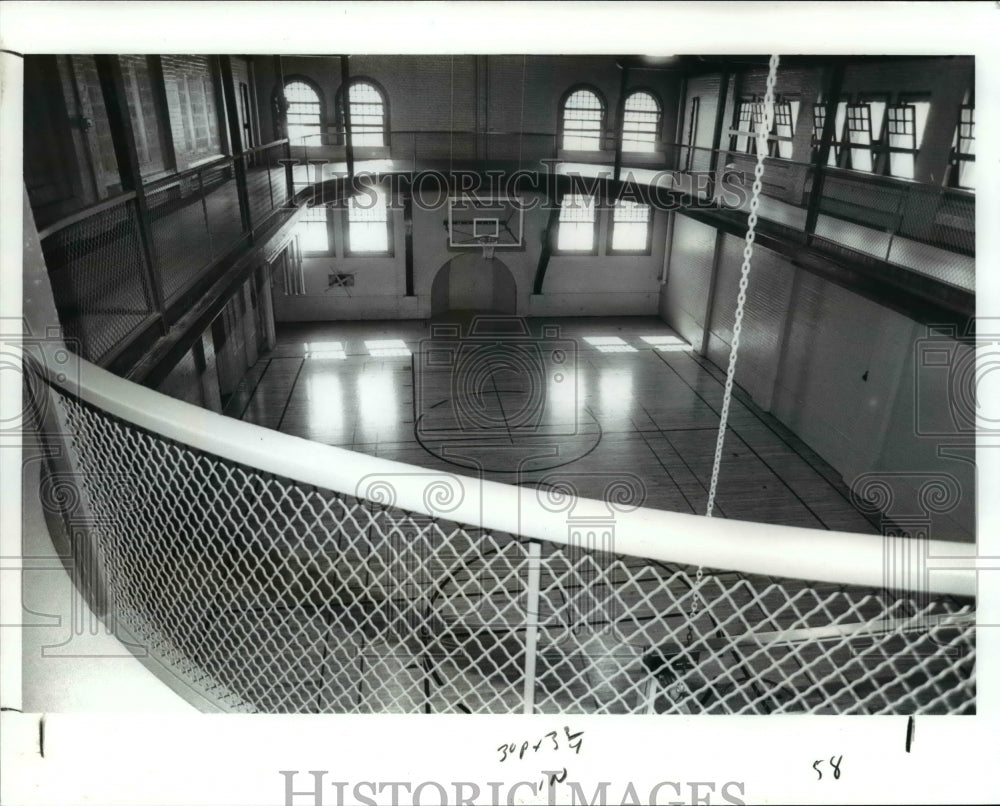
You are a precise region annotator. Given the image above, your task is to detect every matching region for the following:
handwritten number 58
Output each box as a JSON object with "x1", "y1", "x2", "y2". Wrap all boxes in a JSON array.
[{"x1": 813, "y1": 756, "x2": 843, "y2": 781}]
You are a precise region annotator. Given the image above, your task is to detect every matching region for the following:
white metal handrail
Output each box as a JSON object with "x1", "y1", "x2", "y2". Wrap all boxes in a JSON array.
[{"x1": 36, "y1": 350, "x2": 975, "y2": 597}]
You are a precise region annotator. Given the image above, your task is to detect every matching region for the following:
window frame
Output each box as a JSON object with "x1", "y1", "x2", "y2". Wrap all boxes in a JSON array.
[
  {"x1": 772, "y1": 95, "x2": 799, "y2": 159},
  {"x1": 730, "y1": 97, "x2": 757, "y2": 155},
  {"x1": 553, "y1": 191, "x2": 599, "y2": 255},
  {"x1": 281, "y1": 75, "x2": 325, "y2": 147},
  {"x1": 344, "y1": 188, "x2": 394, "y2": 257},
  {"x1": 844, "y1": 100, "x2": 876, "y2": 172},
  {"x1": 620, "y1": 88, "x2": 663, "y2": 154},
  {"x1": 559, "y1": 84, "x2": 607, "y2": 153},
  {"x1": 335, "y1": 76, "x2": 389, "y2": 149},
  {"x1": 296, "y1": 203, "x2": 333, "y2": 255},
  {"x1": 949, "y1": 93, "x2": 975, "y2": 190},
  {"x1": 607, "y1": 198, "x2": 653, "y2": 255}
]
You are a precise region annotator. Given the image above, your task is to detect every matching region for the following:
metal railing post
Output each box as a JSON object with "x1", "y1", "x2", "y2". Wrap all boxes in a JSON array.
[
  {"x1": 522, "y1": 541, "x2": 542, "y2": 714},
  {"x1": 199, "y1": 169, "x2": 214, "y2": 258},
  {"x1": 284, "y1": 139, "x2": 294, "y2": 201},
  {"x1": 266, "y1": 147, "x2": 275, "y2": 211}
]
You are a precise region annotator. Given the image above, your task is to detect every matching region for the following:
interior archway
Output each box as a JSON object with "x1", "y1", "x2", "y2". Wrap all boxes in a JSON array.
[{"x1": 430, "y1": 253, "x2": 517, "y2": 318}]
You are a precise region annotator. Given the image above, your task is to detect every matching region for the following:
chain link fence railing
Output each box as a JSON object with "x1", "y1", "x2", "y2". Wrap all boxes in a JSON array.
[
  {"x1": 144, "y1": 159, "x2": 245, "y2": 304},
  {"x1": 815, "y1": 172, "x2": 974, "y2": 291},
  {"x1": 245, "y1": 141, "x2": 292, "y2": 230},
  {"x1": 36, "y1": 360, "x2": 975, "y2": 715},
  {"x1": 38, "y1": 196, "x2": 156, "y2": 364},
  {"x1": 38, "y1": 140, "x2": 294, "y2": 366}
]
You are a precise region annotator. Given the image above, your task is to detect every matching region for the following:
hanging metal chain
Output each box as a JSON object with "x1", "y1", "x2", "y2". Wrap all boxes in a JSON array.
[
  {"x1": 705, "y1": 53, "x2": 779, "y2": 519},
  {"x1": 689, "y1": 54, "x2": 780, "y2": 636}
]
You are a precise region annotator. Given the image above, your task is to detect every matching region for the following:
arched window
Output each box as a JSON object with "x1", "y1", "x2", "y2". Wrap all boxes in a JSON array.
[
  {"x1": 284, "y1": 80, "x2": 322, "y2": 145},
  {"x1": 621, "y1": 90, "x2": 661, "y2": 152},
  {"x1": 338, "y1": 79, "x2": 387, "y2": 147},
  {"x1": 561, "y1": 88, "x2": 605, "y2": 151}
]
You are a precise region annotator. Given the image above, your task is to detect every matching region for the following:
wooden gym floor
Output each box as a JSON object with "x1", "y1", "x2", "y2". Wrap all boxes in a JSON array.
[{"x1": 227, "y1": 316, "x2": 877, "y2": 533}]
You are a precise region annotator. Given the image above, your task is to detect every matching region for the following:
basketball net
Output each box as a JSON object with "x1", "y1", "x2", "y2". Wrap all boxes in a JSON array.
[{"x1": 480, "y1": 235, "x2": 497, "y2": 260}]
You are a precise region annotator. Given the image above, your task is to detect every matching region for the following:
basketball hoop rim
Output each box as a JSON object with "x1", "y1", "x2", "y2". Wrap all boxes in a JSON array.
[{"x1": 479, "y1": 235, "x2": 497, "y2": 260}]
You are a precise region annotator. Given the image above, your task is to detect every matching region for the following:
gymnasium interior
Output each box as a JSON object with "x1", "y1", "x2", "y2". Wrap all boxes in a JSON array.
[{"x1": 17, "y1": 52, "x2": 978, "y2": 715}]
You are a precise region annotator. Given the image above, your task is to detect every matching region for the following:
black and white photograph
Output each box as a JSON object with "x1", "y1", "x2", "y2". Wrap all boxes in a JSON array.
[{"x1": 1, "y1": 3, "x2": 997, "y2": 805}]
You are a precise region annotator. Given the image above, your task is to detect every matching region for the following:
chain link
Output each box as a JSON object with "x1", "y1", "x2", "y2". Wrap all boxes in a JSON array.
[
  {"x1": 692, "y1": 54, "x2": 780, "y2": 631},
  {"x1": 706, "y1": 53, "x2": 779, "y2": 518}
]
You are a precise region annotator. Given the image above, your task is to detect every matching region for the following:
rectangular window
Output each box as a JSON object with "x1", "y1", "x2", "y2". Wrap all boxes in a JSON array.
[
  {"x1": 297, "y1": 205, "x2": 330, "y2": 253},
  {"x1": 883, "y1": 95, "x2": 929, "y2": 179},
  {"x1": 811, "y1": 103, "x2": 826, "y2": 151},
  {"x1": 347, "y1": 191, "x2": 390, "y2": 254},
  {"x1": 162, "y1": 56, "x2": 222, "y2": 165},
  {"x1": 610, "y1": 200, "x2": 651, "y2": 253},
  {"x1": 556, "y1": 193, "x2": 597, "y2": 252},
  {"x1": 846, "y1": 103, "x2": 874, "y2": 172},
  {"x1": 773, "y1": 99, "x2": 797, "y2": 159},
  {"x1": 121, "y1": 56, "x2": 166, "y2": 176},
  {"x1": 732, "y1": 99, "x2": 755, "y2": 154},
  {"x1": 887, "y1": 103, "x2": 916, "y2": 179},
  {"x1": 951, "y1": 102, "x2": 975, "y2": 189}
]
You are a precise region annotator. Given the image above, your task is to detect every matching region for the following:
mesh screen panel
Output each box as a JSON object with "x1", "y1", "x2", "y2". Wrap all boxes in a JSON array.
[
  {"x1": 246, "y1": 143, "x2": 291, "y2": 229},
  {"x1": 145, "y1": 163, "x2": 247, "y2": 304},
  {"x1": 42, "y1": 376, "x2": 976, "y2": 715},
  {"x1": 40, "y1": 198, "x2": 153, "y2": 363}
]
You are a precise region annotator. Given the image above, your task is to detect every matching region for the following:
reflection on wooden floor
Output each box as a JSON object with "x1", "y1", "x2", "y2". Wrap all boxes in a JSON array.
[{"x1": 229, "y1": 316, "x2": 876, "y2": 534}]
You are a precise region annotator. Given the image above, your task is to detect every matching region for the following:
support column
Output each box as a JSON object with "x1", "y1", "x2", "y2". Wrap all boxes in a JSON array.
[
  {"x1": 219, "y1": 56, "x2": 253, "y2": 236},
  {"x1": 706, "y1": 69, "x2": 731, "y2": 198},
  {"x1": 93, "y1": 55, "x2": 165, "y2": 319},
  {"x1": 612, "y1": 64, "x2": 629, "y2": 186},
  {"x1": 403, "y1": 193, "x2": 414, "y2": 296},
  {"x1": 532, "y1": 197, "x2": 561, "y2": 295},
  {"x1": 700, "y1": 228, "x2": 726, "y2": 357},
  {"x1": 340, "y1": 55, "x2": 355, "y2": 188},
  {"x1": 272, "y1": 56, "x2": 296, "y2": 202},
  {"x1": 804, "y1": 61, "x2": 846, "y2": 237}
]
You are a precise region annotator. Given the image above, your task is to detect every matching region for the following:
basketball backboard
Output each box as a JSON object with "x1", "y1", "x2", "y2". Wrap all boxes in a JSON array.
[{"x1": 446, "y1": 196, "x2": 525, "y2": 250}]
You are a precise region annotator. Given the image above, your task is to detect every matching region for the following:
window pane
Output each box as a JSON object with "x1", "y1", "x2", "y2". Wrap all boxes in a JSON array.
[
  {"x1": 612, "y1": 200, "x2": 650, "y2": 250},
  {"x1": 563, "y1": 90, "x2": 603, "y2": 151},
  {"x1": 348, "y1": 191, "x2": 389, "y2": 252},
  {"x1": 348, "y1": 82, "x2": 385, "y2": 146},
  {"x1": 297, "y1": 205, "x2": 329, "y2": 252},
  {"x1": 827, "y1": 101, "x2": 847, "y2": 166},
  {"x1": 557, "y1": 194, "x2": 596, "y2": 250},
  {"x1": 285, "y1": 80, "x2": 322, "y2": 144},
  {"x1": 846, "y1": 103, "x2": 873, "y2": 172},
  {"x1": 887, "y1": 104, "x2": 916, "y2": 179},
  {"x1": 622, "y1": 91, "x2": 660, "y2": 152},
  {"x1": 734, "y1": 100, "x2": 754, "y2": 154},
  {"x1": 774, "y1": 100, "x2": 795, "y2": 158}
]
